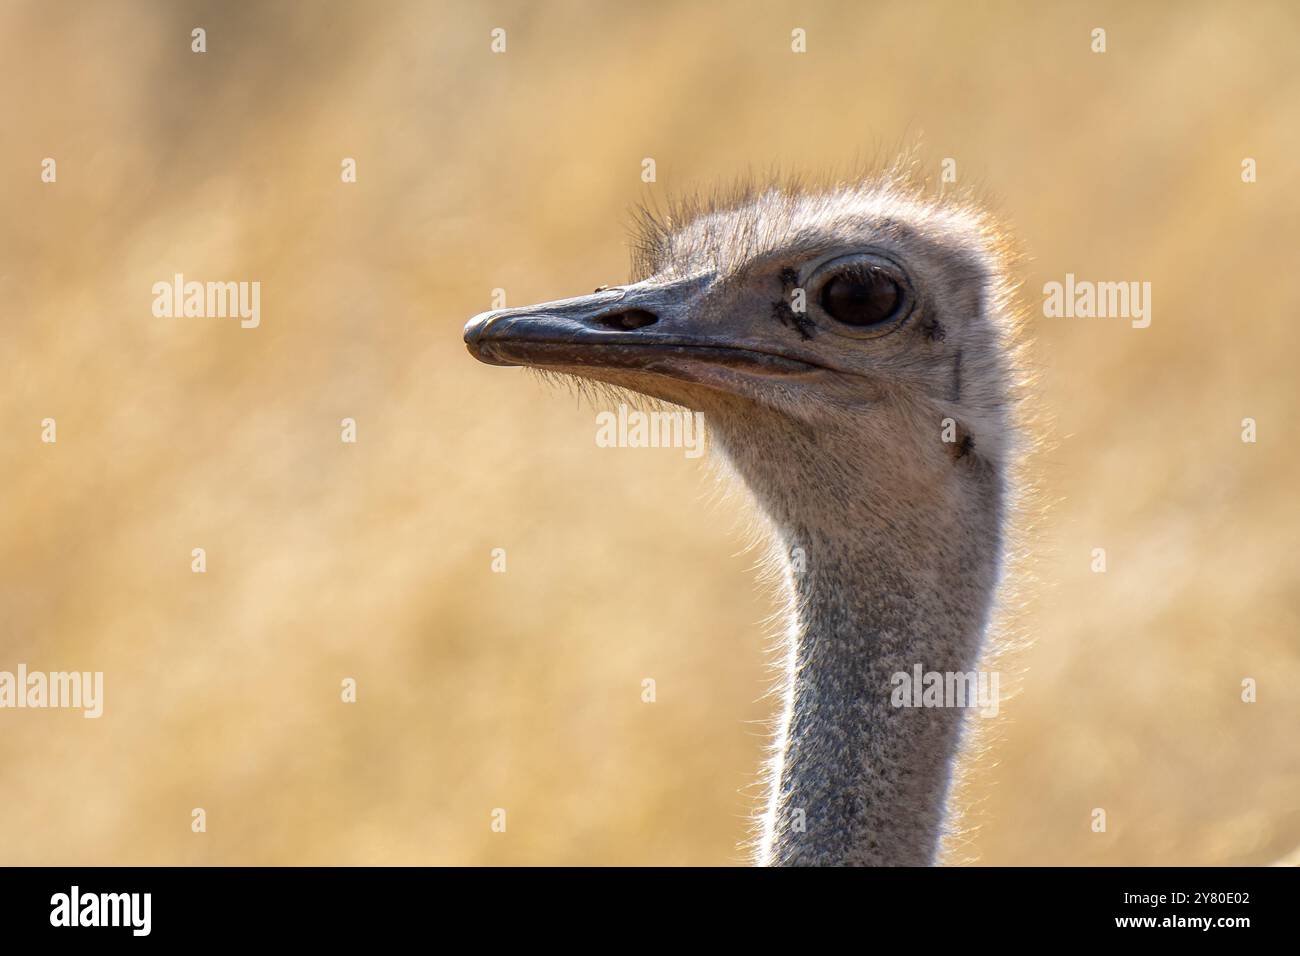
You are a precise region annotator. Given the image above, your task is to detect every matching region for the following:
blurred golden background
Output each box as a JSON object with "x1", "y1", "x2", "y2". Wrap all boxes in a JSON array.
[{"x1": 2, "y1": 0, "x2": 1297, "y2": 865}]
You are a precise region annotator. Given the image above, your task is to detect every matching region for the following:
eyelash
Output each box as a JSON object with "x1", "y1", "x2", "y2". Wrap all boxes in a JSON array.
[{"x1": 818, "y1": 264, "x2": 890, "y2": 295}]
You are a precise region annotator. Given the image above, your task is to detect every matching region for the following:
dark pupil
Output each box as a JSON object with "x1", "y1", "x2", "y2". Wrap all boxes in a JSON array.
[{"x1": 820, "y1": 272, "x2": 901, "y2": 326}]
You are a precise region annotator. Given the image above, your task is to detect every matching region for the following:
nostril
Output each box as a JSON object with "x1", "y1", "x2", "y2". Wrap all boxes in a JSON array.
[{"x1": 594, "y1": 308, "x2": 658, "y2": 331}]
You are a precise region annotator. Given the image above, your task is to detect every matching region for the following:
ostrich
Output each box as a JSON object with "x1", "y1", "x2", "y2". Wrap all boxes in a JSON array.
[{"x1": 463, "y1": 172, "x2": 1025, "y2": 866}]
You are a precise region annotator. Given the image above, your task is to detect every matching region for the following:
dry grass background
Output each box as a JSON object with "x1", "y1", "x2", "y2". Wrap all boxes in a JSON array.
[{"x1": 2, "y1": 0, "x2": 1297, "y2": 865}]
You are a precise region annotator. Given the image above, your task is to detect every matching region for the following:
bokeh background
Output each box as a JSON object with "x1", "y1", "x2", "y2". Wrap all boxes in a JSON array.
[{"x1": 2, "y1": 0, "x2": 1297, "y2": 865}]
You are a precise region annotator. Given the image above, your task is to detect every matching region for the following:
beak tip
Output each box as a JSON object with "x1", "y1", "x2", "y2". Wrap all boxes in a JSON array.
[
  {"x1": 464, "y1": 310, "x2": 521, "y2": 367},
  {"x1": 463, "y1": 310, "x2": 492, "y2": 346}
]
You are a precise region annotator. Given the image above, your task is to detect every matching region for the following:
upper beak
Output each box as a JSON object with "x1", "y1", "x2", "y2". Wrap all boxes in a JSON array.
[
  {"x1": 463, "y1": 276, "x2": 819, "y2": 381},
  {"x1": 463, "y1": 281, "x2": 668, "y2": 368}
]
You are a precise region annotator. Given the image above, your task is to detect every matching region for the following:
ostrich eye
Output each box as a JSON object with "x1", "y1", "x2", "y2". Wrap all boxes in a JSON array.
[{"x1": 820, "y1": 271, "x2": 901, "y2": 327}]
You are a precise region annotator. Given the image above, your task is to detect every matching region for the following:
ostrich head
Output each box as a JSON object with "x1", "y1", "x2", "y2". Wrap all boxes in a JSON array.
[
  {"x1": 463, "y1": 176, "x2": 1024, "y2": 865},
  {"x1": 464, "y1": 179, "x2": 1020, "y2": 541}
]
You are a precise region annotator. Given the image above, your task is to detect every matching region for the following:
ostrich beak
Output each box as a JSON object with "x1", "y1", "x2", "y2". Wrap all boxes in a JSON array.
[{"x1": 463, "y1": 276, "x2": 819, "y2": 383}]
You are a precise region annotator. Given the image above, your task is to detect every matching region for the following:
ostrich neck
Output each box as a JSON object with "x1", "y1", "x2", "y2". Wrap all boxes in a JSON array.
[{"x1": 747, "y1": 429, "x2": 1005, "y2": 866}]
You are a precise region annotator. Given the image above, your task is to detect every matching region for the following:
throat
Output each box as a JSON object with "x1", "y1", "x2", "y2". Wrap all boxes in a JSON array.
[{"x1": 758, "y1": 485, "x2": 1003, "y2": 866}]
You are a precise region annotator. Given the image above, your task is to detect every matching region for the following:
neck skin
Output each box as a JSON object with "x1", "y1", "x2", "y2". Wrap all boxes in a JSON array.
[{"x1": 725, "y1": 414, "x2": 1006, "y2": 866}]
